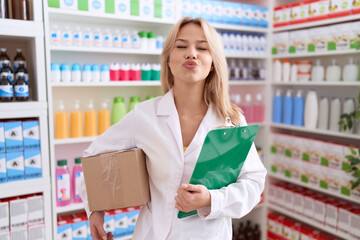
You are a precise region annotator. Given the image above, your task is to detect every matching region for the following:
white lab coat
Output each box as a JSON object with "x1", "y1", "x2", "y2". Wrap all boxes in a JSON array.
[{"x1": 80, "y1": 88, "x2": 267, "y2": 240}]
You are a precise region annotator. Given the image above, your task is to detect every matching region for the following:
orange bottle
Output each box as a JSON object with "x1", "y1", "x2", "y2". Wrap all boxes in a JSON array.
[
  {"x1": 70, "y1": 100, "x2": 83, "y2": 138},
  {"x1": 85, "y1": 100, "x2": 97, "y2": 137},
  {"x1": 98, "y1": 100, "x2": 110, "y2": 135},
  {"x1": 55, "y1": 101, "x2": 69, "y2": 139}
]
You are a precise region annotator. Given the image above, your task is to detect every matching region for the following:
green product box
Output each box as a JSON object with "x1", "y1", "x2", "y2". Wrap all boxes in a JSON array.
[
  {"x1": 78, "y1": 0, "x2": 89, "y2": 11},
  {"x1": 131, "y1": 1, "x2": 140, "y2": 16},
  {"x1": 307, "y1": 44, "x2": 315, "y2": 52},
  {"x1": 106, "y1": 0, "x2": 115, "y2": 13},
  {"x1": 288, "y1": 46, "x2": 296, "y2": 54},
  {"x1": 154, "y1": 4, "x2": 162, "y2": 18},
  {"x1": 272, "y1": 47, "x2": 278, "y2": 55},
  {"x1": 48, "y1": 0, "x2": 60, "y2": 8}
]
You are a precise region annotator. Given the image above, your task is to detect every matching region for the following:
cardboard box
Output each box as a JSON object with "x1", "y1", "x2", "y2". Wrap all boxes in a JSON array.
[
  {"x1": 82, "y1": 149, "x2": 150, "y2": 212},
  {"x1": 0, "y1": 152, "x2": 6, "y2": 183},
  {"x1": 57, "y1": 215, "x2": 73, "y2": 240},
  {"x1": 10, "y1": 197, "x2": 27, "y2": 230},
  {"x1": 0, "y1": 231, "x2": 10, "y2": 240},
  {"x1": 0, "y1": 122, "x2": 5, "y2": 153},
  {"x1": 114, "y1": 209, "x2": 129, "y2": 238},
  {"x1": 22, "y1": 121, "x2": 40, "y2": 150},
  {"x1": 24, "y1": 150, "x2": 42, "y2": 180},
  {"x1": 28, "y1": 224, "x2": 45, "y2": 240},
  {"x1": 0, "y1": 200, "x2": 9, "y2": 232},
  {"x1": 27, "y1": 194, "x2": 44, "y2": 226},
  {"x1": 4, "y1": 121, "x2": 23, "y2": 152},
  {"x1": 10, "y1": 227, "x2": 27, "y2": 240},
  {"x1": 6, "y1": 151, "x2": 24, "y2": 182}
]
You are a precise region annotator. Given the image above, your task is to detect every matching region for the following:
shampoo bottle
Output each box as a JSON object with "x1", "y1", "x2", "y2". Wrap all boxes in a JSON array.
[
  {"x1": 343, "y1": 57, "x2": 358, "y2": 82},
  {"x1": 304, "y1": 90, "x2": 318, "y2": 129},
  {"x1": 326, "y1": 59, "x2": 341, "y2": 82},
  {"x1": 283, "y1": 89, "x2": 293, "y2": 125},
  {"x1": 55, "y1": 101, "x2": 69, "y2": 139},
  {"x1": 272, "y1": 89, "x2": 282, "y2": 123},
  {"x1": 329, "y1": 97, "x2": 341, "y2": 132},
  {"x1": 72, "y1": 158, "x2": 83, "y2": 203},
  {"x1": 111, "y1": 97, "x2": 127, "y2": 125},
  {"x1": 85, "y1": 100, "x2": 97, "y2": 137},
  {"x1": 293, "y1": 90, "x2": 304, "y2": 126},
  {"x1": 343, "y1": 98, "x2": 355, "y2": 133},
  {"x1": 70, "y1": 100, "x2": 83, "y2": 138},
  {"x1": 311, "y1": 59, "x2": 324, "y2": 82},
  {"x1": 56, "y1": 159, "x2": 71, "y2": 207},
  {"x1": 98, "y1": 100, "x2": 111, "y2": 135},
  {"x1": 318, "y1": 96, "x2": 329, "y2": 130}
]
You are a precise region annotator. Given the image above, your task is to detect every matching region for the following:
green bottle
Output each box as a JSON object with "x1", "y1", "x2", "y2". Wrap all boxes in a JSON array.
[
  {"x1": 146, "y1": 95, "x2": 155, "y2": 100},
  {"x1": 111, "y1": 97, "x2": 127, "y2": 125},
  {"x1": 128, "y1": 96, "x2": 141, "y2": 112}
]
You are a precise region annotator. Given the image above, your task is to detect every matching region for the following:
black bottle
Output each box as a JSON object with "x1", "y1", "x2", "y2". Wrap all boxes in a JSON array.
[
  {"x1": 14, "y1": 49, "x2": 26, "y2": 72},
  {"x1": 0, "y1": 48, "x2": 10, "y2": 71},
  {"x1": 0, "y1": 74, "x2": 13, "y2": 102},
  {"x1": 14, "y1": 75, "x2": 29, "y2": 101},
  {"x1": 0, "y1": 0, "x2": 9, "y2": 19},
  {"x1": 253, "y1": 224, "x2": 261, "y2": 240},
  {"x1": 1, "y1": 60, "x2": 14, "y2": 85},
  {"x1": 15, "y1": 62, "x2": 28, "y2": 84}
]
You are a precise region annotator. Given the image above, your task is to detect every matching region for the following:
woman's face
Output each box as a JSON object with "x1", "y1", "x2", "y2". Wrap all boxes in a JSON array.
[{"x1": 169, "y1": 23, "x2": 213, "y2": 85}]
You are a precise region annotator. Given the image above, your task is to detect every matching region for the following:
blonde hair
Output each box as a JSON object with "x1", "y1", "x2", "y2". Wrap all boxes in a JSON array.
[{"x1": 160, "y1": 17, "x2": 242, "y2": 125}]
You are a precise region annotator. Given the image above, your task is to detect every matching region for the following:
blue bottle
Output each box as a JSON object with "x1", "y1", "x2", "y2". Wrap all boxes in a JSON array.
[
  {"x1": 272, "y1": 89, "x2": 282, "y2": 123},
  {"x1": 283, "y1": 89, "x2": 293, "y2": 125},
  {"x1": 293, "y1": 90, "x2": 304, "y2": 126}
]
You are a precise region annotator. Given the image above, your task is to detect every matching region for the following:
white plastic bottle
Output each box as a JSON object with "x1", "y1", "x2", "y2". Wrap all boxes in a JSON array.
[
  {"x1": 73, "y1": 26, "x2": 83, "y2": 47},
  {"x1": 50, "y1": 24, "x2": 61, "y2": 45},
  {"x1": 253, "y1": 34, "x2": 260, "y2": 56},
  {"x1": 122, "y1": 30, "x2": 131, "y2": 49},
  {"x1": 318, "y1": 96, "x2": 329, "y2": 130},
  {"x1": 93, "y1": 28, "x2": 103, "y2": 47},
  {"x1": 329, "y1": 97, "x2": 341, "y2": 132},
  {"x1": 326, "y1": 59, "x2": 341, "y2": 82},
  {"x1": 343, "y1": 57, "x2": 358, "y2": 82},
  {"x1": 229, "y1": 32, "x2": 236, "y2": 54},
  {"x1": 273, "y1": 59, "x2": 282, "y2": 82},
  {"x1": 304, "y1": 90, "x2": 318, "y2": 129},
  {"x1": 290, "y1": 61, "x2": 297, "y2": 82},
  {"x1": 71, "y1": 63, "x2": 81, "y2": 82},
  {"x1": 311, "y1": 59, "x2": 324, "y2": 82},
  {"x1": 103, "y1": 29, "x2": 113, "y2": 48},
  {"x1": 343, "y1": 98, "x2": 355, "y2": 133},
  {"x1": 241, "y1": 33, "x2": 248, "y2": 55},
  {"x1": 247, "y1": 34, "x2": 254, "y2": 54},
  {"x1": 235, "y1": 33, "x2": 242, "y2": 54},
  {"x1": 91, "y1": 64, "x2": 100, "y2": 82},
  {"x1": 222, "y1": 31, "x2": 230, "y2": 55},
  {"x1": 62, "y1": 25, "x2": 72, "y2": 46},
  {"x1": 51, "y1": 63, "x2": 61, "y2": 82},
  {"x1": 282, "y1": 59, "x2": 290, "y2": 82},
  {"x1": 61, "y1": 63, "x2": 71, "y2": 82},
  {"x1": 132, "y1": 31, "x2": 140, "y2": 49},
  {"x1": 259, "y1": 34, "x2": 266, "y2": 55},
  {"x1": 83, "y1": 27, "x2": 93, "y2": 47},
  {"x1": 113, "y1": 29, "x2": 122, "y2": 48}
]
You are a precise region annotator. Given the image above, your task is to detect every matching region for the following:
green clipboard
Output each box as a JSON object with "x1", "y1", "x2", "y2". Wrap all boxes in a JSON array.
[{"x1": 178, "y1": 124, "x2": 259, "y2": 219}]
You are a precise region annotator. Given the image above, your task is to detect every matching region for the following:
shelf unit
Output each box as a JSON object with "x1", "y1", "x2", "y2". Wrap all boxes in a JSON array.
[
  {"x1": 272, "y1": 82, "x2": 360, "y2": 86},
  {"x1": 0, "y1": 1, "x2": 51, "y2": 238},
  {"x1": 268, "y1": 204, "x2": 350, "y2": 240},
  {"x1": 272, "y1": 49, "x2": 359, "y2": 59}
]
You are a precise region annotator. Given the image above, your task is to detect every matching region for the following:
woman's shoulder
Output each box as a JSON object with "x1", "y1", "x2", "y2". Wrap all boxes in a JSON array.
[{"x1": 133, "y1": 95, "x2": 164, "y2": 114}]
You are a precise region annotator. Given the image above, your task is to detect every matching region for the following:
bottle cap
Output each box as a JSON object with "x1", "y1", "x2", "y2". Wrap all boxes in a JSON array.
[
  {"x1": 114, "y1": 96, "x2": 124, "y2": 103},
  {"x1": 102, "y1": 100, "x2": 108, "y2": 109},
  {"x1": 58, "y1": 100, "x2": 65, "y2": 110},
  {"x1": 0, "y1": 48, "x2": 6, "y2": 52},
  {"x1": 101, "y1": 64, "x2": 110, "y2": 72},
  {"x1": 245, "y1": 94, "x2": 251, "y2": 102},
  {"x1": 110, "y1": 62, "x2": 120, "y2": 70},
  {"x1": 91, "y1": 64, "x2": 100, "y2": 71},
  {"x1": 147, "y1": 32, "x2": 156, "y2": 38},
  {"x1": 88, "y1": 100, "x2": 94, "y2": 109},
  {"x1": 61, "y1": 63, "x2": 71, "y2": 71},
  {"x1": 57, "y1": 159, "x2": 67, "y2": 166},
  {"x1": 83, "y1": 64, "x2": 92, "y2": 71},
  {"x1": 256, "y1": 93, "x2": 262, "y2": 101},
  {"x1": 151, "y1": 63, "x2": 161, "y2": 70},
  {"x1": 131, "y1": 63, "x2": 141, "y2": 70},
  {"x1": 16, "y1": 49, "x2": 22, "y2": 53},
  {"x1": 130, "y1": 96, "x2": 141, "y2": 102},
  {"x1": 139, "y1": 31, "x2": 147, "y2": 38},
  {"x1": 51, "y1": 63, "x2": 60, "y2": 71},
  {"x1": 72, "y1": 63, "x2": 81, "y2": 71},
  {"x1": 286, "y1": 89, "x2": 292, "y2": 96},
  {"x1": 296, "y1": 90, "x2": 303, "y2": 97},
  {"x1": 283, "y1": 59, "x2": 290, "y2": 63},
  {"x1": 292, "y1": 60, "x2": 297, "y2": 65},
  {"x1": 146, "y1": 95, "x2": 155, "y2": 100},
  {"x1": 141, "y1": 63, "x2": 151, "y2": 70},
  {"x1": 75, "y1": 158, "x2": 82, "y2": 164},
  {"x1": 120, "y1": 63, "x2": 130, "y2": 70}
]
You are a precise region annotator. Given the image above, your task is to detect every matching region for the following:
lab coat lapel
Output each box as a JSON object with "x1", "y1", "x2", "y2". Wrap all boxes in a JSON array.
[{"x1": 156, "y1": 89, "x2": 184, "y2": 157}]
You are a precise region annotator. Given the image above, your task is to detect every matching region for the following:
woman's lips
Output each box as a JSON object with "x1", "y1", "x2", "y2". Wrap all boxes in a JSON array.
[{"x1": 183, "y1": 61, "x2": 198, "y2": 69}]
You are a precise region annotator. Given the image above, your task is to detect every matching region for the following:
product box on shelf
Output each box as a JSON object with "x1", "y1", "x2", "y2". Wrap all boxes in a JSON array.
[
  {"x1": 24, "y1": 150, "x2": 42, "y2": 180},
  {"x1": 313, "y1": 197, "x2": 336, "y2": 225},
  {"x1": 303, "y1": 192, "x2": 317, "y2": 220},
  {"x1": 223, "y1": 2, "x2": 234, "y2": 25},
  {"x1": 350, "y1": 207, "x2": 360, "y2": 239},
  {"x1": 60, "y1": 0, "x2": 78, "y2": 10},
  {"x1": 302, "y1": 138, "x2": 322, "y2": 186},
  {"x1": 104, "y1": 211, "x2": 116, "y2": 234},
  {"x1": 338, "y1": 204, "x2": 358, "y2": 236},
  {"x1": 282, "y1": 218, "x2": 301, "y2": 240},
  {"x1": 22, "y1": 121, "x2": 40, "y2": 151},
  {"x1": 0, "y1": 200, "x2": 9, "y2": 232},
  {"x1": 82, "y1": 148, "x2": 150, "y2": 212},
  {"x1": 325, "y1": 200, "x2": 350, "y2": 231},
  {"x1": 267, "y1": 212, "x2": 284, "y2": 236},
  {"x1": 6, "y1": 151, "x2": 24, "y2": 182},
  {"x1": 268, "y1": 183, "x2": 277, "y2": 205},
  {"x1": 140, "y1": 0, "x2": 154, "y2": 18},
  {"x1": 282, "y1": 134, "x2": 294, "y2": 179},
  {"x1": 0, "y1": 122, "x2": 5, "y2": 153},
  {"x1": 328, "y1": 23, "x2": 352, "y2": 50},
  {"x1": 72, "y1": 212, "x2": 88, "y2": 240},
  {"x1": 131, "y1": 0, "x2": 140, "y2": 16},
  {"x1": 0, "y1": 153, "x2": 6, "y2": 183},
  {"x1": 275, "y1": 182, "x2": 287, "y2": 207},
  {"x1": 114, "y1": 209, "x2": 129, "y2": 238},
  {"x1": 27, "y1": 194, "x2": 44, "y2": 226},
  {"x1": 289, "y1": 30, "x2": 308, "y2": 54},
  {"x1": 273, "y1": 5, "x2": 291, "y2": 27},
  {"x1": 289, "y1": 135, "x2": 303, "y2": 181},
  {"x1": 350, "y1": 22, "x2": 360, "y2": 49},
  {"x1": 232, "y1": 2, "x2": 242, "y2": 25},
  {"x1": 190, "y1": 0, "x2": 202, "y2": 19},
  {"x1": 259, "y1": 7, "x2": 268, "y2": 28},
  {"x1": 4, "y1": 121, "x2": 23, "y2": 153},
  {"x1": 181, "y1": 0, "x2": 191, "y2": 18},
  {"x1": 162, "y1": 4, "x2": 174, "y2": 21},
  {"x1": 308, "y1": 0, "x2": 330, "y2": 21},
  {"x1": 341, "y1": 145, "x2": 358, "y2": 198},
  {"x1": 9, "y1": 197, "x2": 27, "y2": 230},
  {"x1": 127, "y1": 207, "x2": 140, "y2": 235},
  {"x1": 328, "y1": 0, "x2": 352, "y2": 18},
  {"x1": 10, "y1": 227, "x2": 27, "y2": 240},
  {"x1": 354, "y1": 0, "x2": 360, "y2": 14},
  {"x1": 293, "y1": 188, "x2": 308, "y2": 216},
  {"x1": 320, "y1": 142, "x2": 343, "y2": 193},
  {"x1": 272, "y1": 32, "x2": 289, "y2": 55},
  {"x1": 252, "y1": 5, "x2": 262, "y2": 27},
  {"x1": 28, "y1": 224, "x2": 45, "y2": 240},
  {"x1": 57, "y1": 215, "x2": 73, "y2": 240},
  {"x1": 308, "y1": 26, "x2": 330, "y2": 52},
  {"x1": 201, "y1": 0, "x2": 212, "y2": 23},
  {"x1": 115, "y1": 0, "x2": 131, "y2": 16},
  {"x1": 290, "y1": 1, "x2": 309, "y2": 25},
  {"x1": 242, "y1": 4, "x2": 254, "y2": 26},
  {"x1": 89, "y1": 0, "x2": 105, "y2": 13},
  {"x1": 0, "y1": 231, "x2": 9, "y2": 240},
  {"x1": 283, "y1": 185, "x2": 295, "y2": 211}
]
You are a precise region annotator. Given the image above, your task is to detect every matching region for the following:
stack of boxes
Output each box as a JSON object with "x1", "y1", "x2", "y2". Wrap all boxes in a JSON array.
[
  {"x1": 0, "y1": 194, "x2": 45, "y2": 240},
  {"x1": 57, "y1": 207, "x2": 141, "y2": 240},
  {"x1": 0, "y1": 120, "x2": 42, "y2": 184}
]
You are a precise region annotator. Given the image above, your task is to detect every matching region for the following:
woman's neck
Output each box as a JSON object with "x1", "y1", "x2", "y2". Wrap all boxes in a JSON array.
[{"x1": 173, "y1": 83, "x2": 208, "y2": 116}]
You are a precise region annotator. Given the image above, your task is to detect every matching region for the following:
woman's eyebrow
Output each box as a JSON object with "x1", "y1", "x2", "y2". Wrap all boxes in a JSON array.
[{"x1": 175, "y1": 39, "x2": 208, "y2": 43}]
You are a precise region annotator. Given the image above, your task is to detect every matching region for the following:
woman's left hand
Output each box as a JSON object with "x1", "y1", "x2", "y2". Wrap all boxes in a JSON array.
[{"x1": 175, "y1": 184, "x2": 211, "y2": 212}]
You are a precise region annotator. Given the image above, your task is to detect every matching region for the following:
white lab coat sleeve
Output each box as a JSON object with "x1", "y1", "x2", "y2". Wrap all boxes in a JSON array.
[
  {"x1": 79, "y1": 110, "x2": 137, "y2": 218},
  {"x1": 197, "y1": 115, "x2": 267, "y2": 220}
]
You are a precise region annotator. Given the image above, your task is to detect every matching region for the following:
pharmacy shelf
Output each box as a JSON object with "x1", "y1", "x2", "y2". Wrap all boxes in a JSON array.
[
  {"x1": 0, "y1": 178, "x2": 51, "y2": 199},
  {"x1": 50, "y1": 45, "x2": 162, "y2": 55},
  {"x1": 56, "y1": 202, "x2": 85, "y2": 214},
  {"x1": 230, "y1": 80, "x2": 266, "y2": 86},
  {"x1": 272, "y1": 82, "x2": 360, "y2": 86},
  {"x1": 0, "y1": 19, "x2": 43, "y2": 38},
  {"x1": 272, "y1": 49, "x2": 359, "y2": 59},
  {"x1": 225, "y1": 54, "x2": 268, "y2": 59},
  {"x1": 0, "y1": 102, "x2": 47, "y2": 113},
  {"x1": 270, "y1": 123, "x2": 360, "y2": 140},
  {"x1": 47, "y1": 8, "x2": 175, "y2": 27},
  {"x1": 212, "y1": 23, "x2": 268, "y2": 33},
  {"x1": 269, "y1": 173, "x2": 360, "y2": 205},
  {"x1": 115, "y1": 237, "x2": 132, "y2": 240},
  {"x1": 54, "y1": 136, "x2": 97, "y2": 145},
  {"x1": 268, "y1": 204, "x2": 350, "y2": 240},
  {"x1": 50, "y1": 81, "x2": 161, "y2": 87},
  {"x1": 273, "y1": 14, "x2": 360, "y2": 32}
]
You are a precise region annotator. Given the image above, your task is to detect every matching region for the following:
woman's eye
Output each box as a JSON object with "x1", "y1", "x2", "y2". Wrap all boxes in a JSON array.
[
  {"x1": 198, "y1": 47, "x2": 208, "y2": 51},
  {"x1": 176, "y1": 46, "x2": 186, "y2": 49}
]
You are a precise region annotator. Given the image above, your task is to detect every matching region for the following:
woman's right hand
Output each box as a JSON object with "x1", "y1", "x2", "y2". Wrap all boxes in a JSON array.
[{"x1": 89, "y1": 211, "x2": 114, "y2": 240}]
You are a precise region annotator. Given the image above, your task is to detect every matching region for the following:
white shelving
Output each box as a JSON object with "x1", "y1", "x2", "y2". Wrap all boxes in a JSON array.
[
  {"x1": 0, "y1": 178, "x2": 51, "y2": 199},
  {"x1": 225, "y1": 54, "x2": 268, "y2": 59},
  {"x1": 269, "y1": 173, "x2": 360, "y2": 205},
  {"x1": 272, "y1": 82, "x2": 360, "y2": 86},
  {"x1": 51, "y1": 81, "x2": 161, "y2": 87},
  {"x1": 229, "y1": 81, "x2": 266, "y2": 86},
  {"x1": 0, "y1": 19, "x2": 43, "y2": 38},
  {"x1": 212, "y1": 23, "x2": 269, "y2": 33},
  {"x1": 50, "y1": 45, "x2": 162, "y2": 55},
  {"x1": 273, "y1": 14, "x2": 360, "y2": 32},
  {"x1": 0, "y1": 102, "x2": 47, "y2": 113},
  {"x1": 272, "y1": 49, "x2": 359, "y2": 59},
  {"x1": 268, "y1": 204, "x2": 350, "y2": 240},
  {"x1": 54, "y1": 136, "x2": 97, "y2": 145},
  {"x1": 56, "y1": 202, "x2": 85, "y2": 214},
  {"x1": 270, "y1": 123, "x2": 360, "y2": 140}
]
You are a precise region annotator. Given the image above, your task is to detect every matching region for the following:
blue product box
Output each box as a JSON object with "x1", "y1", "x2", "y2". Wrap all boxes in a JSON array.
[
  {"x1": 72, "y1": 221, "x2": 87, "y2": 240},
  {"x1": 6, "y1": 151, "x2": 24, "y2": 182},
  {"x1": 115, "y1": 210, "x2": 129, "y2": 238},
  {"x1": 24, "y1": 150, "x2": 42, "y2": 180},
  {"x1": 181, "y1": 0, "x2": 191, "y2": 17},
  {"x1": 0, "y1": 122, "x2": 5, "y2": 153},
  {"x1": 211, "y1": 0, "x2": 223, "y2": 24},
  {"x1": 260, "y1": 7, "x2": 268, "y2": 28},
  {"x1": 242, "y1": 4, "x2": 253, "y2": 26},
  {"x1": 223, "y1": 2, "x2": 234, "y2": 24},
  {"x1": 127, "y1": 208, "x2": 140, "y2": 235},
  {"x1": 57, "y1": 220, "x2": 73, "y2": 240},
  {"x1": 252, "y1": 5, "x2": 262, "y2": 27},
  {"x1": 22, "y1": 121, "x2": 40, "y2": 150},
  {"x1": 87, "y1": 221, "x2": 93, "y2": 240},
  {"x1": 103, "y1": 213, "x2": 115, "y2": 235},
  {"x1": 233, "y1": 2, "x2": 242, "y2": 25},
  {"x1": 190, "y1": 0, "x2": 202, "y2": 18},
  {"x1": 201, "y1": 0, "x2": 213, "y2": 22},
  {"x1": 4, "y1": 121, "x2": 23, "y2": 152},
  {"x1": 0, "y1": 153, "x2": 6, "y2": 183}
]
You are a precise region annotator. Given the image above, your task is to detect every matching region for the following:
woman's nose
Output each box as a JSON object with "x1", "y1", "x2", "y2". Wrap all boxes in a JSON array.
[{"x1": 185, "y1": 46, "x2": 197, "y2": 59}]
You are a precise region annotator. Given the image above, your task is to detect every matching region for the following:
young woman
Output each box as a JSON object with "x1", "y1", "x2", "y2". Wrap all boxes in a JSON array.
[{"x1": 80, "y1": 17, "x2": 267, "y2": 240}]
